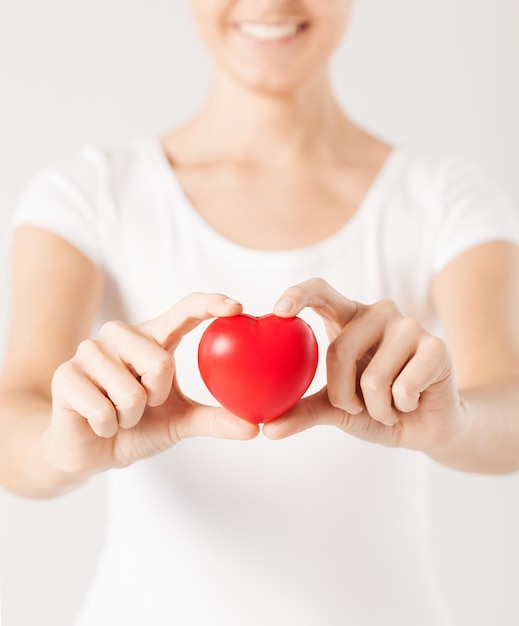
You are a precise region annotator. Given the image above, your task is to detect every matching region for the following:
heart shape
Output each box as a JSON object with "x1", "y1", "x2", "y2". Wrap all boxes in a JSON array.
[{"x1": 198, "y1": 314, "x2": 318, "y2": 424}]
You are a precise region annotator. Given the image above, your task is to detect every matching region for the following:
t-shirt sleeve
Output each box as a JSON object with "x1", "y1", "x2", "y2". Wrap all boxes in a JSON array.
[
  {"x1": 432, "y1": 156, "x2": 519, "y2": 273},
  {"x1": 9, "y1": 149, "x2": 104, "y2": 267}
]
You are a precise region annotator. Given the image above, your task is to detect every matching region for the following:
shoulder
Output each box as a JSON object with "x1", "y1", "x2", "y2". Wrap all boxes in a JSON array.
[
  {"x1": 28, "y1": 136, "x2": 161, "y2": 200},
  {"x1": 389, "y1": 148, "x2": 517, "y2": 228},
  {"x1": 393, "y1": 148, "x2": 513, "y2": 205},
  {"x1": 398, "y1": 148, "x2": 519, "y2": 271},
  {"x1": 15, "y1": 135, "x2": 166, "y2": 225},
  {"x1": 11, "y1": 137, "x2": 163, "y2": 267}
]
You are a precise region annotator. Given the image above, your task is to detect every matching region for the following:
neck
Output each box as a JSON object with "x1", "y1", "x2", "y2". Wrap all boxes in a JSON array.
[{"x1": 183, "y1": 70, "x2": 353, "y2": 164}]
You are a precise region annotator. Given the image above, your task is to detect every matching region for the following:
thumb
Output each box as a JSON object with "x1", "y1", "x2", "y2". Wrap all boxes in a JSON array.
[
  {"x1": 262, "y1": 388, "x2": 347, "y2": 439},
  {"x1": 172, "y1": 402, "x2": 261, "y2": 442}
]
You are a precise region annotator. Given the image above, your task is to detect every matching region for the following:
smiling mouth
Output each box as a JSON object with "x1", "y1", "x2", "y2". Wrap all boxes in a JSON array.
[{"x1": 235, "y1": 21, "x2": 309, "y2": 43}]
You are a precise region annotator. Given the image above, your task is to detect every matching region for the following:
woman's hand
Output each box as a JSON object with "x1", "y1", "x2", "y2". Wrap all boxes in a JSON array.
[
  {"x1": 47, "y1": 293, "x2": 259, "y2": 478},
  {"x1": 263, "y1": 278, "x2": 464, "y2": 454}
]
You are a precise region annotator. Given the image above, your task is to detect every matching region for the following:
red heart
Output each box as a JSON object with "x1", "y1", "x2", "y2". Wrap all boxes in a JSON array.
[{"x1": 198, "y1": 314, "x2": 318, "y2": 424}]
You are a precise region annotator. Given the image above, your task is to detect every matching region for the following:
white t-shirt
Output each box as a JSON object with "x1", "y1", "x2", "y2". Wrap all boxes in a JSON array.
[{"x1": 11, "y1": 137, "x2": 519, "y2": 625}]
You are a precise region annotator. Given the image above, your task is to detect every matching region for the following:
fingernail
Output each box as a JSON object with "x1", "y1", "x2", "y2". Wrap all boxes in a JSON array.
[
  {"x1": 382, "y1": 419, "x2": 399, "y2": 427},
  {"x1": 224, "y1": 298, "x2": 241, "y2": 305},
  {"x1": 349, "y1": 406, "x2": 362, "y2": 415},
  {"x1": 275, "y1": 297, "x2": 293, "y2": 312}
]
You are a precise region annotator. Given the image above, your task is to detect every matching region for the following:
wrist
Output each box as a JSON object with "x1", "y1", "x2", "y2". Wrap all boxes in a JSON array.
[
  {"x1": 423, "y1": 382, "x2": 519, "y2": 474},
  {"x1": 421, "y1": 399, "x2": 473, "y2": 471},
  {"x1": 36, "y1": 425, "x2": 93, "y2": 498}
]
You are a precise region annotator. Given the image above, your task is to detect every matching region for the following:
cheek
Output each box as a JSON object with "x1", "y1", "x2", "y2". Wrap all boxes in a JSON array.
[
  {"x1": 316, "y1": 0, "x2": 352, "y2": 17},
  {"x1": 307, "y1": 4, "x2": 351, "y2": 64},
  {"x1": 314, "y1": 22, "x2": 348, "y2": 61},
  {"x1": 311, "y1": 0, "x2": 352, "y2": 40},
  {"x1": 190, "y1": 1, "x2": 228, "y2": 53}
]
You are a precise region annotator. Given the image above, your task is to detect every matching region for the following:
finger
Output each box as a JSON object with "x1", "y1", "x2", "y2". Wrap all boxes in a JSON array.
[
  {"x1": 392, "y1": 335, "x2": 451, "y2": 413},
  {"x1": 262, "y1": 389, "x2": 400, "y2": 447},
  {"x1": 97, "y1": 322, "x2": 175, "y2": 407},
  {"x1": 359, "y1": 319, "x2": 423, "y2": 426},
  {"x1": 139, "y1": 293, "x2": 243, "y2": 352},
  {"x1": 325, "y1": 310, "x2": 388, "y2": 415},
  {"x1": 273, "y1": 278, "x2": 360, "y2": 338},
  {"x1": 262, "y1": 388, "x2": 344, "y2": 439},
  {"x1": 52, "y1": 362, "x2": 119, "y2": 438},
  {"x1": 75, "y1": 339, "x2": 148, "y2": 429}
]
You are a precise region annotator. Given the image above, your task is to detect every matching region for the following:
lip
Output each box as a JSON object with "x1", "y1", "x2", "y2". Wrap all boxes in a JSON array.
[{"x1": 231, "y1": 20, "x2": 309, "y2": 45}]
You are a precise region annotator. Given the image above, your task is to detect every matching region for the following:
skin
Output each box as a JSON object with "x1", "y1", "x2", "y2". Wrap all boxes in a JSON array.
[{"x1": 1, "y1": 0, "x2": 519, "y2": 498}]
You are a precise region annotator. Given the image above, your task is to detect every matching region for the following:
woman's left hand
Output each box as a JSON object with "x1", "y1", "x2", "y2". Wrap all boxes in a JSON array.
[{"x1": 262, "y1": 278, "x2": 464, "y2": 454}]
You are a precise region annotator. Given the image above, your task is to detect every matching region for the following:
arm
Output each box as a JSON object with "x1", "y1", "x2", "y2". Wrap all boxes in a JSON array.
[
  {"x1": 0, "y1": 227, "x2": 258, "y2": 499},
  {"x1": 428, "y1": 241, "x2": 519, "y2": 472},
  {"x1": 0, "y1": 226, "x2": 104, "y2": 497},
  {"x1": 263, "y1": 242, "x2": 519, "y2": 474}
]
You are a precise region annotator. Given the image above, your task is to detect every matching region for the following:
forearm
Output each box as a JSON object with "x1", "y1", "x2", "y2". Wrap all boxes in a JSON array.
[
  {"x1": 0, "y1": 390, "x2": 89, "y2": 498},
  {"x1": 426, "y1": 377, "x2": 519, "y2": 474}
]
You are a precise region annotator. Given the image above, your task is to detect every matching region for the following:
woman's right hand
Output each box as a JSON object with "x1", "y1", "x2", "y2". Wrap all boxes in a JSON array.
[{"x1": 47, "y1": 293, "x2": 259, "y2": 478}]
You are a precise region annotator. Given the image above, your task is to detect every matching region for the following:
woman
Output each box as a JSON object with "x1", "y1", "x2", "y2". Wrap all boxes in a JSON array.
[{"x1": 1, "y1": 0, "x2": 519, "y2": 623}]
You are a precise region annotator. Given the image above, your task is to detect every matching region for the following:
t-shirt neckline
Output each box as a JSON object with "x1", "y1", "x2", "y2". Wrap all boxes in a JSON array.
[{"x1": 148, "y1": 135, "x2": 405, "y2": 265}]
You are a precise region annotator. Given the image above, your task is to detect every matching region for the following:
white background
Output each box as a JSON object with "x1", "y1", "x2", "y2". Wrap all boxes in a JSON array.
[{"x1": 1, "y1": 0, "x2": 518, "y2": 624}]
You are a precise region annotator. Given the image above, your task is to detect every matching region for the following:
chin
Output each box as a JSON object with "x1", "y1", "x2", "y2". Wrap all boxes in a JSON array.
[
  {"x1": 236, "y1": 75, "x2": 303, "y2": 97},
  {"x1": 225, "y1": 62, "x2": 316, "y2": 98}
]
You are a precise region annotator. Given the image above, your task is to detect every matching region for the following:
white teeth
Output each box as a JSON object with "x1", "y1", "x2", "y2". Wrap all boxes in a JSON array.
[{"x1": 238, "y1": 22, "x2": 300, "y2": 42}]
